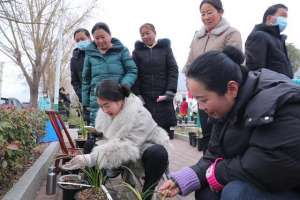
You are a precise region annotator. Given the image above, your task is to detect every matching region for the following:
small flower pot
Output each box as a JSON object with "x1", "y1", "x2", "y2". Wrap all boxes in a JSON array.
[
  {"x1": 75, "y1": 139, "x2": 87, "y2": 149},
  {"x1": 188, "y1": 132, "x2": 196, "y2": 146},
  {"x1": 168, "y1": 129, "x2": 175, "y2": 140},
  {"x1": 57, "y1": 174, "x2": 89, "y2": 200},
  {"x1": 191, "y1": 135, "x2": 197, "y2": 147},
  {"x1": 197, "y1": 137, "x2": 204, "y2": 151},
  {"x1": 69, "y1": 124, "x2": 78, "y2": 129},
  {"x1": 184, "y1": 118, "x2": 188, "y2": 124}
]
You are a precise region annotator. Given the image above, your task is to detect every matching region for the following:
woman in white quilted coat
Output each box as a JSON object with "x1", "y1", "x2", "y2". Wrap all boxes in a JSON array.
[{"x1": 67, "y1": 80, "x2": 170, "y2": 200}]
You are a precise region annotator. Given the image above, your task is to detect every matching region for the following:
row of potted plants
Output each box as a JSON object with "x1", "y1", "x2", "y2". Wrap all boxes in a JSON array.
[{"x1": 57, "y1": 164, "x2": 168, "y2": 200}]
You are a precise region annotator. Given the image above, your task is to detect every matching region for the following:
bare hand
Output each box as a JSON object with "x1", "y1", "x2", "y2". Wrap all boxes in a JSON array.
[
  {"x1": 159, "y1": 180, "x2": 180, "y2": 198},
  {"x1": 157, "y1": 95, "x2": 167, "y2": 102}
]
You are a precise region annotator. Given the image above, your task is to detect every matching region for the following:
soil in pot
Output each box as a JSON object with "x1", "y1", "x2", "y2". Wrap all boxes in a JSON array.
[{"x1": 76, "y1": 187, "x2": 107, "y2": 200}]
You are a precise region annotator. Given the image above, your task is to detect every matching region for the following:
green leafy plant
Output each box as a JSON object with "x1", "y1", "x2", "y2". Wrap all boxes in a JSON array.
[
  {"x1": 0, "y1": 108, "x2": 47, "y2": 195},
  {"x1": 120, "y1": 165, "x2": 167, "y2": 200},
  {"x1": 83, "y1": 165, "x2": 107, "y2": 189}
]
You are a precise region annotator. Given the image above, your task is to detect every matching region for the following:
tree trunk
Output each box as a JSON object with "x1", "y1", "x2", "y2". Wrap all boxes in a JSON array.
[{"x1": 30, "y1": 78, "x2": 39, "y2": 108}]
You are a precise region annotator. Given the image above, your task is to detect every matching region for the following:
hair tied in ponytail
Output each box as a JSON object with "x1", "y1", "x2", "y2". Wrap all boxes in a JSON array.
[
  {"x1": 119, "y1": 84, "x2": 131, "y2": 97},
  {"x1": 222, "y1": 45, "x2": 244, "y2": 65}
]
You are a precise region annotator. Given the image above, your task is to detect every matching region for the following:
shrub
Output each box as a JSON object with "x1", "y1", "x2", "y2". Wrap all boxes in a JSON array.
[{"x1": 0, "y1": 107, "x2": 47, "y2": 190}]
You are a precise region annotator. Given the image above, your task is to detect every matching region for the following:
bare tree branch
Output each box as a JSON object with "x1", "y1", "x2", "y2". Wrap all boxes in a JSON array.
[{"x1": 0, "y1": 0, "x2": 98, "y2": 107}]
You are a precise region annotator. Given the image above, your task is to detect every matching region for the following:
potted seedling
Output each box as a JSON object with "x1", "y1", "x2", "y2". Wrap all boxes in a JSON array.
[
  {"x1": 121, "y1": 181, "x2": 168, "y2": 200},
  {"x1": 75, "y1": 119, "x2": 89, "y2": 148},
  {"x1": 118, "y1": 165, "x2": 167, "y2": 200},
  {"x1": 188, "y1": 132, "x2": 197, "y2": 146},
  {"x1": 57, "y1": 174, "x2": 90, "y2": 200},
  {"x1": 76, "y1": 165, "x2": 113, "y2": 200}
]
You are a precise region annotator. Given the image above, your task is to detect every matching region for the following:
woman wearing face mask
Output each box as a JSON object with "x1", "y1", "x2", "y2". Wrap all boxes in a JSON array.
[
  {"x1": 183, "y1": 0, "x2": 242, "y2": 153},
  {"x1": 159, "y1": 46, "x2": 300, "y2": 200},
  {"x1": 245, "y1": 4, "x2": 293, "y2": 78},
  {"x1": 82, "y1": 22, "x2": 137, "y2": 125},
  {"x1": 71, "y1": 28, "x2": 91, "y2": 103},
  {"x1": 67, "y1": 80, "x2": 170, "y2": 200},
  {"x1": 132, "y1": 23, "x2": 178, "y2": 139}
]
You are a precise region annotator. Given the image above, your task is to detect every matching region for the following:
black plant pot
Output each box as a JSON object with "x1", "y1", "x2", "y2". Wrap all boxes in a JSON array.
[
  {"x1": 68, "y1": 124, "x2": 79, "y2": 129},
  {"x1": 57, "y1": 174, "x2": 89, "y2": 200},
  {"x1": 168, "y1": 130, "x2": 175, "y2": 140},
  {"x1": 188, "y1": 132, "x2": 196, "y2": 146},
  {"x1": 75, "y1": 139, "x2": 87, "y2": 149},
  {"x1": 184, "y1": 118, "x2": 188, "y2": 124},
  {"x1": 191, "y1": 135, "x2": 197, "y2": 147},
  {"x1": 197, "y1": 137, "x2": 204, "y2": 151}
]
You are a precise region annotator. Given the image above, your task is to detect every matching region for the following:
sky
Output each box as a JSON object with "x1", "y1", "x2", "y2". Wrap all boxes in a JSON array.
[{"x1": 1, "y1": 0, "x2": 300, "y2": 102}]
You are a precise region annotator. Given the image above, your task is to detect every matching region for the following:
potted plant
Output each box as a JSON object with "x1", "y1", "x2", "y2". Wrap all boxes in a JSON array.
[
  {"x1": 76, "y1": 165, "x2": 113, "y2": 200},
  {"x1": 188, "y1": 132, "x2": 196, "y2": 146},
  {"x1": 75, "y1": 119, "x2": 89, "y2": 148},
  {"x1": 57, "y1": 174, "x2": 90, "y2": 200},
  {"x1": 121, "y1": 181, "x2": 167, "y2": 200}
]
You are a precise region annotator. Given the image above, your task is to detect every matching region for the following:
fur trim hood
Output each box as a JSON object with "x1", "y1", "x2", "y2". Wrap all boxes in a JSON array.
[{"x1": 196, "y1": 18, "x2": 231, "y2": 38}]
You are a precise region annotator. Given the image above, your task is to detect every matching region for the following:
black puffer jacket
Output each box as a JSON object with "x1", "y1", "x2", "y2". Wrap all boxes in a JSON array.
[
  {"x1": 245, "y1": 24, "x2": 293, "y2": 78},
  {"x1": 192, "y1": 69, "x2": 300, "y2": 192},
  {"x1": 70, "y1": 48, "x2": 85, "y2": 102},
  {"x1": 132, "y1": 39, "x2": 178, "y2": 128}
]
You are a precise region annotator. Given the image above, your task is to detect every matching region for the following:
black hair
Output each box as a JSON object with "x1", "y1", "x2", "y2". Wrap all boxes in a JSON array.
[
  {"x1": 96, "y1": 80, "x2": 130, "y2": 101},
  {"x1": 263, "y1": 4, "x2": 288, "y2": 23},
  {"x1": 73, "y1": 28, "x2": 90, "y2": 39},
  {"x1": 91, "y1": 22, "x2": 111, "y2": 35},
  {"x1": 140, "y1": 23, "x2": 156, "y2": 34},
  {"x1": 200, "y1": 0, "x2": 223, "y2": 13},
  {"x1": 186, "y1": 46, "x2": 245, "y2": 96}
]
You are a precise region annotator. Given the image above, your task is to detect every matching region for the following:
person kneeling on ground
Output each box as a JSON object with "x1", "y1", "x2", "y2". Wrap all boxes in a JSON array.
[
  {"x1": 66, "y1": 80, "x2": 170, "y2": 200},
  {"x1": 159, "y1": 46, "x2": 300, "y2": 200}
]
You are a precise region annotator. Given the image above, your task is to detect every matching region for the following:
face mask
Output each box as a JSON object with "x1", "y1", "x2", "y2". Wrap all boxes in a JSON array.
[
  {"x1": 75, "y1": 40, "x2": 91, "y2": 50},
  {"x1": 275, "y1": 16, "x2": 287, "y2": 32}
]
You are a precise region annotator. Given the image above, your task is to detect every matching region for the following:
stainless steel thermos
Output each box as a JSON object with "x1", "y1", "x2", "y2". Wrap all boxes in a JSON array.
[{"x1": 46, "y1": 165, "x2": 57, "y2": 195}]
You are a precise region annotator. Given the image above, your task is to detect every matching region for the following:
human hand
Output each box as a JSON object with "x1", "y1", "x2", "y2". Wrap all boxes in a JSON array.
[
  {"x1": 157, "y1": 95, "x2": 167, "y2": 102},
  {"x1": 159, "y1": 180, "x2": 180, "y2": 198},
  {"x1": 62, "y1": 155, "x2": 87, "y2": 170}
]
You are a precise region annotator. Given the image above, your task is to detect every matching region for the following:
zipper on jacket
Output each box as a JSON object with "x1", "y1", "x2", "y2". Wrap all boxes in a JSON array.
[{"x1": 203, "y1": 33, "x2": 210, "y2": 54}]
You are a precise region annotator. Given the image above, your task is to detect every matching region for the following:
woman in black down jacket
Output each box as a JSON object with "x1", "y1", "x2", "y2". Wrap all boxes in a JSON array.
[
  {"x1": 132, "y1": 23, "x2": 179, "y2": 139},
  {"x1": 70, "y1": 28, "x2": 91, "y2": 124},
  {"x1": 159, "y1": 46, "x2": 300, "y2": 200}
]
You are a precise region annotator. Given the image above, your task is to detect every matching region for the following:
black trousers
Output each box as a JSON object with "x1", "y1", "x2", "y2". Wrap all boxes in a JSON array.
[
  {"x1": 195, "y1": 187, "x2": 219, "y2": 200},
  {"x1": 142, "y1": 144, "x2": 169, "y2": 200}
]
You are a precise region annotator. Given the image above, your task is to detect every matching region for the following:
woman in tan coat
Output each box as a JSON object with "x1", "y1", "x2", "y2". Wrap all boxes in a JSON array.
[{"x1": 183, "y1": 0, "x2": 242, "y2": 153}]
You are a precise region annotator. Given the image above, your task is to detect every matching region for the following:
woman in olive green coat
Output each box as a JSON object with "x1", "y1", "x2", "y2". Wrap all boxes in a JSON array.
[{"x1": 82, "y1": 22, "x2": 137, "y2": 125}]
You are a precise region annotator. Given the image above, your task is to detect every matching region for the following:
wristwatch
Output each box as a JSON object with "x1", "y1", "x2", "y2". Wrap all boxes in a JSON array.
[{"x1": 206, "y1": 157, "x2": 224, "y2": 192}]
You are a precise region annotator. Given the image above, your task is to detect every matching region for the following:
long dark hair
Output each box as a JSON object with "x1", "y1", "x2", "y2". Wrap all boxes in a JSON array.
[
  {"x1": 96, "y1": 80, "x2": 130, "y2": 101},
  {"x1": 186, "y1": 46, "x2": 245, "y2": 95}
]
